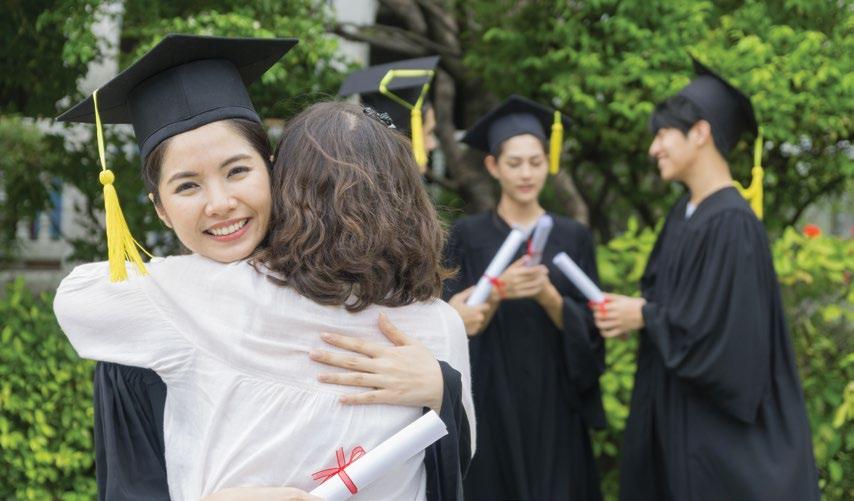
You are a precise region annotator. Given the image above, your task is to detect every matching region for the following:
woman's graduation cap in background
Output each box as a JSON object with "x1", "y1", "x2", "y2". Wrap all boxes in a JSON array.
[
  {"x1": 461, "y1": 95, "x2": 570, "y2": 175},
  {"x1": 338, "y1": 56, "x2": 438, "y2": 169},
  {"x1": 56, "y1": 34, "x2": 297, "y2": 280}
]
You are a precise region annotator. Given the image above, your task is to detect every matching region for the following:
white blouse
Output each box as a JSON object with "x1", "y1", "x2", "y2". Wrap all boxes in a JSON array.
[{"x1": 54, "y1": 254, "x2": 474, "y2": 501}]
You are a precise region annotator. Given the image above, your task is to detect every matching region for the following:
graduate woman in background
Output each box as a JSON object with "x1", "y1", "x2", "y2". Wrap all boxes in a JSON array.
[
  {"x1": 443, "y1": 96, "x2": 605, "y2": 500},
  {"x1": 595, "y1": 57, "x2": 819, "y2": 501},
  {"x1": 55, "y1": 35, "x2": 472, "y2": 501}
]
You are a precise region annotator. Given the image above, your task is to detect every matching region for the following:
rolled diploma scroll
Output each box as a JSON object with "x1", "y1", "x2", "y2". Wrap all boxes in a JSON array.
[
  {"x1": 525, "y1": 215, "x2": 554, "y2": 266},
  {"x1": 310, "y1": 410, "x2": 448, "y2": 501},
  {"x1": 466, "y1": 228, "x2": 527, "y2": 306},
  {"x1": 553, "y1": 252, "x2": 605, "y2": 304}
]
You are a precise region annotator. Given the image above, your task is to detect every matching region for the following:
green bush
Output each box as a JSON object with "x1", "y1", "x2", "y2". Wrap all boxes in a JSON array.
[
  {"x1": 1, "y1": 225, "x2": 850, "y2": 499},
  {"x1": 773, "y1": 227, "x2": 853, "y2": 500},
  {"x1": 593, "y1": 220, "x2": 854, "y2": 500},
  {"x1": 0, "y1": 278, "x2": 96, "y2": 499}
]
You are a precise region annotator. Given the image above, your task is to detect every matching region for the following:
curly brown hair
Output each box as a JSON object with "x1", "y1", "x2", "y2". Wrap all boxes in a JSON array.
[{"x1": 254, "y1": 101, "x2": 451, "y2": 312}]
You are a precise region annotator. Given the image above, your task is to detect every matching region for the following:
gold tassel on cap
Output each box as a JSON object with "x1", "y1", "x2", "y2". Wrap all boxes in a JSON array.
[
  {"x1": 732, "y1": 131, "x2": 764, "y2": 220},
  {"x1": 410, "y1": 105, "x2": 426, "y2": 168},
  {"x1": 92, "y1": 89, "x2": 150, "y2": 281},
  {"x1": 379, "y1": 69, "x2": 435, "y2": 173},
  {"x1": 549, "y1": 110, "x2": 564, "y2": 175}
]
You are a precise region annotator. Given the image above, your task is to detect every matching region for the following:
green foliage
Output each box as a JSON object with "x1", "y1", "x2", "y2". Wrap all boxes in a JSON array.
[
  {"x1": 0, "y1": 116, "x2": 60, "y2": 257},
  {"x1": 592, "y1": 224, "x2": 853, "y2": 499},
  {"x1": 593, "y1": 218, "x2": 656, "y2": 499},
  {"x1": 772, "y1": 227, "x2": 854, "y2": 500},
  {"x1": 1, "y1": 0, "x2": 102, "y2": 115},
  {"x1": 121, "y1": 0, "x2": 349, "y2": 118},
  {"x1": 0, "y1": 278, "x2": 96, "y2": 499},
  {"x1": 462, "y1": 0, "x2": 853, "y2": 238}
]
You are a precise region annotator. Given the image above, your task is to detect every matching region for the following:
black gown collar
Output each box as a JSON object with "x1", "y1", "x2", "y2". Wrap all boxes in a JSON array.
[
  {"x1": 489, "y1": 210, "x2": 550, "y2": 235},
  {"x1": 684, "y1": 186, "x2": 751, "y2": 227}
]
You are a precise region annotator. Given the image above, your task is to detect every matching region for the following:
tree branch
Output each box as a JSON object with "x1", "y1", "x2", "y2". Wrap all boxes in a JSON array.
[
  {"x1": 416, "y1": 0, "x2": 459, "y2": 41},
  {"x1": 424, "y1": 170, "x2": 460, "y2": 191},
  {"x1": 551, "y1": 168, "x2": 589, "y2": 225},
  {"x1": 334, "y1": 23, "x2": 429, "y2": 56},
  {"x1": 432, "y1": 69, "x2": 495, "y2": 211},
  {"x1": 785, "y1": 173, "x2": 846, "y2": 226},
  {"x1": 378, "y1": 0, "x2": 428, "y2": 35},
  {"x1": 334, "y1": 22, "x2": 468, "y2": 81}
]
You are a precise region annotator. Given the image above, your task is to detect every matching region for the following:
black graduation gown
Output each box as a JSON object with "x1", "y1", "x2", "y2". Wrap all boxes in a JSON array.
[
  {"x1": 93, "y1": 360, "x2": 470, "y2": 500},
  {"x1": 93, "y1": 362, "x2": 169, "y2": 501},
  {"x1": 620, "y1": 187, "x2": 820, "y2": 501},
  {"x1": 443, "y1": 211, "x2": 605, "y2": 501}
]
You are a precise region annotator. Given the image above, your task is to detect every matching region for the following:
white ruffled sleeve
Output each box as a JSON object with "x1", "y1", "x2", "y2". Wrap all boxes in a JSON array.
[{"x1": 54, "y1": 260, "x2": 192, "y2": 376}]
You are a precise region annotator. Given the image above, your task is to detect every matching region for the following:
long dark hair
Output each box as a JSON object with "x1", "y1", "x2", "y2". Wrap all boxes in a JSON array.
[{"x1": 254, "y1": 101, "x2": 451, "y2": 312}]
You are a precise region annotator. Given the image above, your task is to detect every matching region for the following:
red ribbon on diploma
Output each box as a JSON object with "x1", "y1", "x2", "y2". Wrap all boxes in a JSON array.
[
  {"x1": 588, "y1": 297, "x2": 611, "y2": 315},
  {"x1": 525, "y1": 239, "x2": 542, "y2": 261},
  {"x1": 312, "y1": 446, "x2": 366, "y2": 494},
  {"x1": 484, "y1": 274, "x2": 507, "y2": 299}
]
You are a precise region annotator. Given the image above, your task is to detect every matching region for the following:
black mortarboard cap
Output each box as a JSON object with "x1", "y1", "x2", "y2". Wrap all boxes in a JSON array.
[
  {"x1": 677, "y1": 56, "x2": 758, "y2": 155},
  {"x1": 337, "y1": 56, "x2": 439, "y2": 133},
  {"x1": 56, "y1": 34, "x2": 297, "y2": 158},
  {"x1": 461, "y1": 95, "x2": 571, "y2": 156}
]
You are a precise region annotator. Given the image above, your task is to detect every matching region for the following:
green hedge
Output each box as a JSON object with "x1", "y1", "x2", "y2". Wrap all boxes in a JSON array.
[
  {"x1": 0, "y1": 279, "x2": 96, "y2": 499},
  {"x1": 1, "y1": 225, "x2": 851, "y2": 499}
]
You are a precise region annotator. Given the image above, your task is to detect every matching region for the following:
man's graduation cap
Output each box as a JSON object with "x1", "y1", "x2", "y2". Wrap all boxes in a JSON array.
[
  {"x1": 677, "y1": 56, "x2": 758, "y2": 156},
  {"x1": 55, "y1": 34, "x2": 297, "y2": 281},
  {"x1": 677, "y1": 56, "x2": 764, "y2": 218},
  {"x1": 461, "y1": 95, "x2": 570, "y2": 175},
  {"x1": 338, "y1": 56, "x2": 438, "y2": 168}
]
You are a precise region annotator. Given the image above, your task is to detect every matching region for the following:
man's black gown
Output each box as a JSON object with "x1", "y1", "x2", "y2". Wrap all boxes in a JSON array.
[
  {"x1": 443, "y1": 211, "x2": 605, "y2": 501},
  {"x1": 620, "y1": 187, "x2": 820, "y2": 500},
  {"x1": 93, "y1": 360, "x2": 470, "y2": 500}
]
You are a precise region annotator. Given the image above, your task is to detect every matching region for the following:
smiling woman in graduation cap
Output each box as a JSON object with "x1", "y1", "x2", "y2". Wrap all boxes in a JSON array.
[
  {"x1": 54, "y1": 34, "x2": 473, "y2": 501},
  {"x1": 594, "y1": 57, "x2": 820, "y2": 501},
  {"x1": 442, "y1": 95, "x2": 606, "y2": 500}
]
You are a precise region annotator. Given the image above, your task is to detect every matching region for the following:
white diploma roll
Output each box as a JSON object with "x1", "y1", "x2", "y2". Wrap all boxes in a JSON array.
[
  {"x1": 466, "y1": 228, "x2": 527, "y2": 306},
  {"x1": 309, "y1": 410, "x2": 448, "y2": 501},
  {"x1": 525, "y1": 215, "x2": 554, "y2": 266},
  {"x1": 553, "y1": 252, "x2": 605, "y2": 304}
]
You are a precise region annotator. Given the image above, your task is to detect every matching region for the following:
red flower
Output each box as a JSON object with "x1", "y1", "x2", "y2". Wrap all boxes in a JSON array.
[{"x1": 803, "y1": 224, "x2": 822, "y2": 238}]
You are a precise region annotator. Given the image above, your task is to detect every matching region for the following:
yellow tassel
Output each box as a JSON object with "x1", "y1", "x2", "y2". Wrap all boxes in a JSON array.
[
  {"x1": 378, "y1": 69, "x2": 434, "y2": 173},
  {"x1": 733, "y1": 133, "x2": 764, "y2": 220},
  {"x1": 410, "y1": 106, "x2": 427, "y2": 172},
  {"x1": 93, "y1": 89, "x2": 149, "y2": 281},
  {"x1": 549, "y1": 110, "x2": 563, "y2": 175}
]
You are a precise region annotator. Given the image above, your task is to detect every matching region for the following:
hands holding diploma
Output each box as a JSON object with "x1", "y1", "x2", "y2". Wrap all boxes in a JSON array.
[
  {"x1": 453, "y1": 223, "x2": 567, "y2": 335},
  {"x1": 466, "y1": 229, "x2": 527, "y2": 306},
  {"x1": 552, "y1": 252, "x2": 646, "y2": 338},
  {"x1": 591, "y1": 293, "x2": 647, "y2": 339}
]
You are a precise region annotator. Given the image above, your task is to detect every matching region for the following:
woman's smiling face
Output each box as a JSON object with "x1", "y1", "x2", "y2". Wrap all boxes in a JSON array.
[{"x1": 153, "y1": 120, "x2": 272, "y2": 263}]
